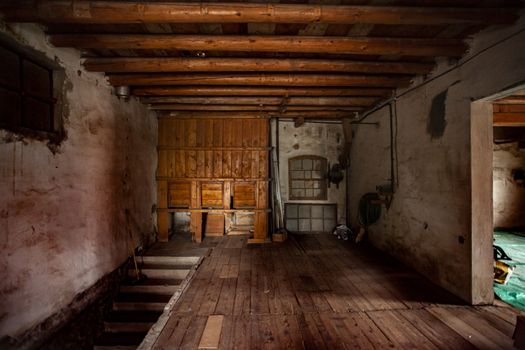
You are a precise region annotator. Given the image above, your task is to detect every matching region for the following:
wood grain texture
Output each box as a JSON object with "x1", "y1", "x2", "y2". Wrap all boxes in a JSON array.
[
  {"x1": 151, "y1": 234, "x2": 521, "y2": 349},
  {"x1": 158, "y1": 117, "x2": 269, "y2": 241},
  {"x1": 84, "y1": 57, "x2": 434, "y2": 74},
  {"x1": 108, "y1": 73, "x2": 413, "y2": 87},
  {"x1": 51, "y1": 35, "x2": 467, "y2": 57},
  {"x1": 3, "y1": 2, "x2": 515, "y2": 25}
]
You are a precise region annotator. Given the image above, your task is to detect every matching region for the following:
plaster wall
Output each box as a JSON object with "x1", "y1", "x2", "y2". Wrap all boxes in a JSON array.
[
  {"x1": 348, "y1": 15, "x2": 525, "y2": 303},
  {"x1": 278, "y1": 121, "x2": 346, "y2": 226},
  {"x1": 0, "y1": 23, "x2": 157, "y2": 339},
  {"x1": 493, "y1": 142, "x2": 525, "y2": 230}
]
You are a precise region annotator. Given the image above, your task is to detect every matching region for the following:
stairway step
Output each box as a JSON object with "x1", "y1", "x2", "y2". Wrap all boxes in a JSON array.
[
  {"x1": 116, "y1": 293, "x2": 172, "y2": 303},
  {"x1": 120, "y1": 284, "x2": 179, "y2": 295},
  {"x1": 128, "y1": 268, "x2": 189, "y2": 280},
  {"x1": 138, "y1": 255, "x2": 200, "y2": 265},
  {"x1": 93, "y1": 346, "x2": 136, "y2": 350},
  {"x1": 113, "y1": 302, "x2": 166, "y2": 312},
  {"x1": 94, "y1": 332, "x2": 146, "y2": 348},
  {"x1": 106, "y1": 311, "x2": 162, "y2": 323},
  {"x1": 134, "y1": 263, "x2": 194, "y2": 270},
  {"x1": 104, "y1": 321, "x2": 154, "y2": 333}
]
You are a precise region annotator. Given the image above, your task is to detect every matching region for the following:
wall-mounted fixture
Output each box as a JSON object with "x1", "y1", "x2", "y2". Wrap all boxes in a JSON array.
[{"x1": 327, "y1": 163, "x2": 344, "y2": 188}]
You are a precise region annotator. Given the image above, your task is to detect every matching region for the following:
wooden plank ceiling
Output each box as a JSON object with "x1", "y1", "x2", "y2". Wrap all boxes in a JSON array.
[{"x1": 0, "y1": 0, "x2": 520, "y2": 120}]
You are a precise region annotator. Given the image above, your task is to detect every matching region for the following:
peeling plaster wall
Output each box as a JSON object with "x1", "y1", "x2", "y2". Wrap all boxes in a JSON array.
[
  {"x1": 278, "y1": 121, "x2": 346, "y2": 226},
  {"x1": 493, "y1": 142, "x2": 525, "y2": 230},
  {"x1": 0, "y1": 23, "x2": 157, "y2": 340},
  {"x1": 348, "y1": 15, "x2": 525, "y2": 303}
]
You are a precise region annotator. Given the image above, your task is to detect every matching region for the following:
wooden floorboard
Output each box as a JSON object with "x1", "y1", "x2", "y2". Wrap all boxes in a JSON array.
[{"x1": 151, "y1": 234, "x2": 520, "y2": 349}]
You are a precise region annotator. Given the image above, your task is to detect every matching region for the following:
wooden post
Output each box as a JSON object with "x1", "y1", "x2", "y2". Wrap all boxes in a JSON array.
[{"x1": 157, "y1": 180, "x2": 169, "y2": 242}]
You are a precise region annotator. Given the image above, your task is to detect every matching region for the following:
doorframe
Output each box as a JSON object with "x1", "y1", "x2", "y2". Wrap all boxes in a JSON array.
[{"x1": 470, "y1": 84, "x2": 525, "y2": 304}]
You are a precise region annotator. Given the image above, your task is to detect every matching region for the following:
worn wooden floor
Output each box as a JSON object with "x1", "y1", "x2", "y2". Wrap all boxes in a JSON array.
[{"x1": 151, "y1": 234, "x2": 521, "y2": 349}]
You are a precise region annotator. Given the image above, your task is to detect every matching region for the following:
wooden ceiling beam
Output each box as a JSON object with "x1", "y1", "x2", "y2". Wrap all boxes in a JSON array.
[
  {"x1": 108, "y1": 73, "x2": 412, "y2": 87},
  {"x1": 141, "y1": 96, "x2": 378, "y2": 106},
  {"x1": 132, "y1": 86, "x2": 392, "y2": 97},
  {"x1": 149, "y1": 104, "x2": 364, "y2": 111},
  {"x1": 1, "y1": 2, "x2": 515, "y2": 25},
  {"x1": 165, "y1": 111, "x2": 356, "y2": 119},
  {"x1": 50, "y1": 35, "x2": 467, "y2": 57},
  {"x1": 83, "y1": 57, "x2": 434, "y2": 74},
  {"x1": 493, "y1": 113, "x2": 525, "y2": 127}
]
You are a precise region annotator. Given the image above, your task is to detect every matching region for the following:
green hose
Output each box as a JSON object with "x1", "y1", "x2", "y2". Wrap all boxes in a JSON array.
[{"x1": 358, "y1": 192, "x2": 382, "y2": 227}]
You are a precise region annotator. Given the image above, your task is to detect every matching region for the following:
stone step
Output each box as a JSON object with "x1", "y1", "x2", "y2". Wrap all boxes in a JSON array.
[
  {"x1": 104, "y1": 321, "x2": 154, "y2": 333},
  {"x1": 120, "y1": 284, "x2": 179, "y2": 295},
  {"x1": 128, "y1": 268, "x2": 189, "y2": 280},
  {"x1": 138, "y1": 255, "x2": 200, "y2": 265}
]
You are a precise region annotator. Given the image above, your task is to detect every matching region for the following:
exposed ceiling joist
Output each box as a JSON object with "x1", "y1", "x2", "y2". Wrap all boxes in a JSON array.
[
  {"x1": 1, "y1": 2, "x2": 515, "y2": 25},
  {"x1": 141, "y1": 96, "x2": 378, "y2": 106},
  {"x1": 493, "y1": 113, "x2": 525, "y2": 127},
  {"x1": 132, "y1": 86, "x2": 392, "y2": 97},
  {"x1": 150, "y1": 104, "x2": 363, "y2": 111},
  {"x1": 83, "y1": 57, "x2": 434, "y2": 74},
  {"x1": 50, "y1": 35, "x2": 467, "y2": 57},
  {"x1": 108, "y1": 73, "x2": 412, "y2": 87},
  {"x1": 165, "y1": 111, "x2": 356, "y2": 119}
]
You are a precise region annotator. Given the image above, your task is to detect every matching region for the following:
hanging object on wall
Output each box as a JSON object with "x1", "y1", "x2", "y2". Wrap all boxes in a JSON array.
[{"x1": 327, "y1": 162, "x2": 344, "y2": 188}]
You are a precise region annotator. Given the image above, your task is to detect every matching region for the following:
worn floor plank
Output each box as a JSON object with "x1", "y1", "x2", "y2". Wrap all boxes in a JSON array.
[{"x1": 152, "y1": 234, "x2": 519, "y2": 350}]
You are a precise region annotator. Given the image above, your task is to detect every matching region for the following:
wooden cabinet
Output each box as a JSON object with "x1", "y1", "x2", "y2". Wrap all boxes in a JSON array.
[{"x1": 157, "y1": 117, "x2": 269, "y2": 242}]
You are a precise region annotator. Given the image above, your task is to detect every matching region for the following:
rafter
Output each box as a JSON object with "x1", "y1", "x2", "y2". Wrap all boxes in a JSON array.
[
  {"x1": 83, "y1": 57, "x2": 434, "y2": 74},
  {"x1": 165, "y1": 111, "x2": 357, "y2": 119},
  {"x1": 132, "y1": 86, "x2": 392, "y2": 97},
  {"x1": 141, "y1": 96, "x2": 378, "y2": 106},
  {"x1": 150, "y1": 104, "x2": 364, "y2": 111},
  {"x1": 0, "y1": 2, "x2": 515, "y2": 25},
  {"x1": 108, "y1": 73, "x2": 411, "y2": 87},
  {"x1": 50, "y1": 35, "x2": 467, "y2": 57}
]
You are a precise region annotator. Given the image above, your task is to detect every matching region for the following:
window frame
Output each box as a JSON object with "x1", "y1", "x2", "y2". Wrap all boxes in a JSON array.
[
  {"x1": 288, "y1": 155, "x2": 328, "y2": 200},
  {"x1": 0, "y1": 36, "x2": 65, "y2": 142}
]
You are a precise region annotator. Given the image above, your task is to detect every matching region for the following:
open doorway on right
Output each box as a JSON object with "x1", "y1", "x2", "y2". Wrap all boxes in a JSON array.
[{"x1": 492, "y1": 90, "x2": 525, "y2": 309}]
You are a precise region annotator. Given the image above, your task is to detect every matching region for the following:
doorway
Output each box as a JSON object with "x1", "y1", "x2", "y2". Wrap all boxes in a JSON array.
[{"x1": 471, "y1": 85, "x2": 525, "y2": 306}]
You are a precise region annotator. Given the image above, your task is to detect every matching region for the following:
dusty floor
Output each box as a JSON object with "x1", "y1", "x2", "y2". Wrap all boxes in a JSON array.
[{"x1": 149, "y1": 234, "x2": 521, "y2": 349}]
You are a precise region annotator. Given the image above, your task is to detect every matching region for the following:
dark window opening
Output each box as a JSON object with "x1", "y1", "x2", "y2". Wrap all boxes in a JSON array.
[{"x1": 0, "y1": 40, "x2": 63, "y2": 139}]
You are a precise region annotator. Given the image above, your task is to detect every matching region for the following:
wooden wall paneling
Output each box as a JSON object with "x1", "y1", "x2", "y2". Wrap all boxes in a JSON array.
[
  {"x1": 157, "y1": 180, "x2": 169, "y2": 242},
  {"x1": 191, "y1": 212, "x2": 203, "y2": 243},
  {"x1": 232, "y1": 151, "x2": 242, "y2": 178},
  {"x1": 158, "y1": 150, "x2": 168, "y2": 178},
  {"x1": 205, "y1": 214, "x2": 225, "y2": 237},
  {"x1": 222, "y1": 151, "x2": 232, "y2": 178},
  {"x1": 190, "y1": 180, "x2": 203, "y2": 242},
  {"x1": 223, "y1": 181, "x2": 231, "y2": 209},
  {"x1": 252, "y1": 211, "x2": 268, "y2": 242},
  {"x1": 205, "y1": 150, "x2": 213, "y2": 178},
  {"x1": 242, "y1": 150, "x2": 252, "y2": 178},
  {"x1": 196, "y1": 150, "x2": 206, "y2": 177},
  {"x1": 186, "y1": 150, "x2": 197, "y2": 177},
  {"x1": 213, "y1": 119, "x2": 223, "y2": 147},
  {"x1": 168, "y1": 181, "x2": 191, "y2": 208},
  {"x1": 201, "y1": 182, "x2": 224, "y2": 208},
  {"x1": 157, "y1": 117, "x2": 269, "y2": 242},
  {"x1": 233, "y1": 182, "x2": 256, "y2": 208},
  {"x1": 259, "y1": 150, "x2": 268, "y2": 178},
  {"x1": 256, "y1": 181, "x2": 268, "y2": 209},
  {"x1": 213, "y1": 150, "x2": 222, "y2": 178}
]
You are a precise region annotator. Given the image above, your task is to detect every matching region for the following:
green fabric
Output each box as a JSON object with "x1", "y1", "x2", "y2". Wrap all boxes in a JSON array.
[{"x1": 494, "y1": 230, "x2": 525, "y2": 310}]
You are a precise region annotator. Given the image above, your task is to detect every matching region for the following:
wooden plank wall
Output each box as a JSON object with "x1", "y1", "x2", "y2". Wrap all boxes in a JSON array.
[{"x1": 157, "y1": 117, "x2": 269, "y2": 242}]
